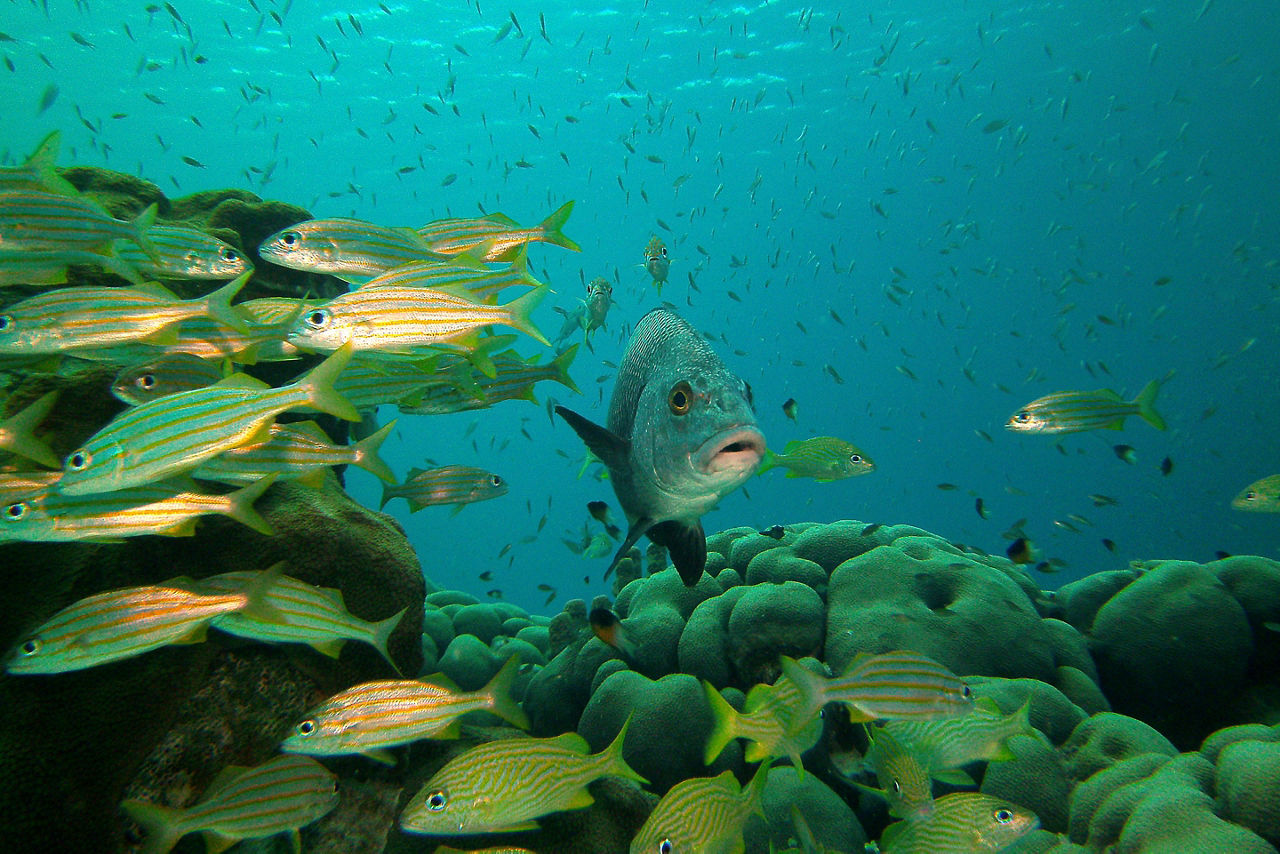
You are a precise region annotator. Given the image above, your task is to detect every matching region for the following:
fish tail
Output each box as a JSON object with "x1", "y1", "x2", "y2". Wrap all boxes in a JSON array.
[
  {"x1": 235, "y1": 557, "x2": 289, "y2": 626},
  {"x1": 224, "y1": 473, "x2": 277, "y2": 536},
  {"x1": 744, "y1": 758, "x2": 771, "y2": 816},
  {"x1": 755, "y1": 448, "x2": 778, "y2": 477},
  {"x1": 600, "y1": 713, "x2": 648, "y2": 784},
  {"x1": 31, "y1": 130, "x2": 78, "y2": 196},
  {"x1": 1, "y1": 390, "x2": 61, "y2": 468},
  {"x1": 120, "y1": 799, "x2": 185, "y2": 854},
  {"x1": 369, "y1": 606, "x2": 406, "y2": 675},
  {"x1": 99, "y1": 250, "x2": 146, "y2": 285},
  {"x1": 550, "y1": 343, "x2": 582, "y2": 394},
  {"x1": 702, "y1": 680, "x2": 740, "y2": 765},
  {"x1": 480, "y1": 654, "x2": 531, "y2": 729},
  {"x1": 300, "y1": 343, "x2": 360, "y2": 422},
  {"x1": 501, "y1": 285, "x2": 551, "y2": 346},
  {"x1": 778, "y1": 656, "x2": 826, "y2": 733},
  {"x1": 131, "y1": 203, "x2": 161, "y2": 262},
  {"x1": 378, "y1": 483, "x2": 395, "y2": 511},
  {"x1": 508, "y1": 244, "x2": 545, "y2": 289},
  {"x1": 353, "y1": 419, "x2": 397, "y2": 484},
  {"x1": 537, "y1": 200, "x2": 581, "y2": 252},
  {"x1": 201, "y1": 271, "x2": 251, "y2": 333},
  {"x1": 1134, "y1": 379, "x2": 1166, "y2": 431}
]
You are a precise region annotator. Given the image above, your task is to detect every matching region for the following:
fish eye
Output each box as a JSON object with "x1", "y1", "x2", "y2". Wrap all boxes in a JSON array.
[
  {"x1": 849, "y1": 454, "x2": 862, "y2": 464},
  {"x1": 426, "y1": 789, "x2": 448, "y2": 812},
  {"x1": 296, "y1": 719, "x2": 317, "y2": 736},
  {"x1": 136, "y1": 372, "x2": 157, "y2": 390},
  {"x1": 304, "y1": 309, "x2": 331, "y2": 330},
  {"x1": 489, "y1": 475, "x2": 503, "y2": 487},
  {"x1": 660, "y1": 247, "x2": 668, "y2": 257},
  {"x1": 1245, "y1": 491, "x2": 1259, "y2": 501},
  {"x1": 892, "y1": 779, "x2": 902, "y2": 794},
  {"x1": 659, "y1": 840, "x2": 674, "y2": 854},
  {"x1": 668, "y1": 381, "x2": 693, "y2": 415},
  {"x1": 962, "y1": 685, "x2": 972, "y2": 698},
  {"x1": 221, "y1": 247, "x2": 241, "y2": 262},
  {"x1": 67, "y1": 450, "x2": 91, "y2": 471},
  {"x1": 0, "y1": 314, "x2": 10, "y2": 331},
  {"x1": 281, "y1": 231, "x2": 300, "y2": 247},
  {"x1": 4, "y1": 502, "x2": 28, "y2": 521},
  {"x1": 19, "y1": 638, "x2": 40, "y2": 655},
  {"x1": 994, "y1": 808, "x2": 1014, "y2": 824},
  {"x1": 1013, "y1": 411, "x2": 1032, "y2": 423}
]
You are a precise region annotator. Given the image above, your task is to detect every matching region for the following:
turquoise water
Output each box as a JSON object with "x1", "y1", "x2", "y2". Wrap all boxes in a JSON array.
[{"x1": 2, "y1": 0, "x2": 1277, "y2": 612}]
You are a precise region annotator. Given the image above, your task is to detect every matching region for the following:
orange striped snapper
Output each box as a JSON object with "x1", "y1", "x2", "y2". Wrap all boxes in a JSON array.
[
  {"x1": 380, "y1": 465, "x2": 507, "y2": 514},
  {"x1": 781, "y1": 651, "x2": 973, "y2": 729},
  {"x1": 191, "y1": 420, "x2": 396, "y2": 487},
  {"x1": 280, "y1": 655, "x2": 528, "y2": 762},
  {"x1": 0, "y1": 189, "x2": 159, "y2": 258},
  {"x1": 0, "y1": 390, "x2": 60, "y2": 468},
  {"x1": 628, "y1": 764, "x2": 768, "y2": 854},
  {"x1": 703, "y1": 672, "x2": 822, "y2": 772},
  {"x1": 0, "y1": 475, "x2": 276, "y2": 542},
  {"x1": 285, "y1": 280, "x2": 549, "y2": 355},
  {"x1": 114, "y1": 224, "x2": 249, "y2": 280},
  {"x1": 121, "y1": 754, "x2": 338, "y2": 854},
  {"x1": 0, "y1": 246, "x2": 145, "y2": 286},
  {"x1": 5, "y1": 563, "x2": 282, "y2": 674},
  {"x1": 182, "y1": 566, "x2": 406, "y2": 674},
  {"x1": 0, "y1": 131, "x2": 77, "y2": 195},
  {"x1": 0, "y1": 275, "x2": 248, "y2": 355},
  {"x1": 399, "y1": 717, "x2": 644, "y2": 834},
  {"x1": 0, "y1": 468, "x2": 62, "y2": 497},
  {"x1": 415, "y1": 200, "x2": 580, "y2": 262},
  {"x1": 258, "y1": 217, "x2": 442, "y2": 283},
  {"x1": 57, "y1": 345, "x2": 357, "y2": 495},
  {"x1": 73, "y1": 306, "x2": 304, "y2": 366},
  {"x1": 398, "y1": 345, "x2": 579, "y2": 416},
  {"x1": 1006, "y1": 379, "x2": 1165, "y2": 434},
  {"x1": 878, "y1": 792, "x2": 1038, "y2": 853},
  {"x1": 111, "y1": 352, "x2": 230, "y2": 406}
]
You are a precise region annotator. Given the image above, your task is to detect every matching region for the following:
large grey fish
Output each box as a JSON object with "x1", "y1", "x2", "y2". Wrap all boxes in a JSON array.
[{"x1": 555, "y1": 308, "x2": 764, "y2": 586}]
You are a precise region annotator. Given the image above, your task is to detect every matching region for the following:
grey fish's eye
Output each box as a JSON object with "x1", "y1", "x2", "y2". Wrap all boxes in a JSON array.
[
  {"x1": 296, "y1": 719, "x2": 317, "y2": 736},
  {"x1": 67, "y1": 450, "x2": 91, "y2": 471},
  {"x1": 994, "y1": 808, "x2": 1014, "y2": 824},
  {"x1": 426, "y1": 789, "x2": 447, "y2": 812},
  {"x1": 304, "y1": 309, "x2": 331, "y2": 330},
  {"x1": 4, "y1": 502, "x2": 27, "y2": 521},
  {"x1": 849, "y1": 454, "x2": 862, "y2": 464},
  {"x1": 19, "y1": 638, "x2": 40, "y2": 655},
  {"x1": 668, "y1": 381, "x2": 693, "y2": 415}
]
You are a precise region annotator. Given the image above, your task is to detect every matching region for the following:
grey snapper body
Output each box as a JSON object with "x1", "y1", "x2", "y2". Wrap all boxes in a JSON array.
[{"x1": 556, "y1": 308, "x2": 764, "y2": 586}]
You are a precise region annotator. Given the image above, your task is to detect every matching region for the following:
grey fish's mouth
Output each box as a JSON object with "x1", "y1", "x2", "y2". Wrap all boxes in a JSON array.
[{"x1": 694, "y1": 425, "x2": 766, "y2": 477}]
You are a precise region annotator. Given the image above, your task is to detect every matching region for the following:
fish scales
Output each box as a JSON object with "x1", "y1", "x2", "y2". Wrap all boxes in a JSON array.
[
  {"x1": 628, "y1": 766, "x2": 765, "y2": 854},
  {"x1": 0, "y1": 190, "x2": 155, "y2": 253},
  {"x1": 192, "y1": 421, "x2": 394, "y2": 485},
  {"x1": 115, "y1": 224, "x2": 247, "y2": 279},
  {"x1": 357, "y1": 256, "x2": 542, "y2": 299},
  {"x1": 259, "y1": 218, "x2": 439, "y2": 278},
  {"x1": 880, "y1": 791, "x2": 1038, "y2": 852}
]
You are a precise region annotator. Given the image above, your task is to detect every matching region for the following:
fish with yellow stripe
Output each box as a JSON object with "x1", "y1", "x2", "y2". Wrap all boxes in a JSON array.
[
  {"x1": 399, "y1": 717, "x2": 644, "y2": 834},
  {"x1": 628, "y1": 764, "x2": 769, "y2": 854},
  {"x1": 0, "y1": 245, "x2": 146, "y2": 286},
  {"x1": 56, "y1": 343, "x2": 358, "y2": 496},
  {"x1": 4, "y1": 564, "x2": 283, "y2": 674},
  {"x1": 1005, "y1": 379, "x2": 1166, "y2": 434},
  {"x1": 846, "y1": 726, "x2": 936, "y2": 821},
  {"x1": 878, "y1": 792, "x2": 1039, "y2": 853},
  {"x1": 190, "y1": 419, "x2": 396, "y2": 487},
  {"x1": 0, "y1": 130, "x2": 78, "y2": 196},
  {"x1": 702, "y1": 670, "x2": 823, "y2": 774},
  {"x1": 379, "y1": 465, "x2": 507, "y2": 514},
  {"x1": 756, "y1": 436, "x2": 875, "y2": 482},
  {"x1": 879, "y1": 696, "x2": 1042, "y2": 784},
  {"x1": 415, "y1": 200, "x2": 580, "y2": 262},
  {"x1": 120, "y1": 754, "x2": 338, "y2": 854},
  {"x1": 321, "y1": 248, "x2": 543, "y2": 300},
  {"x1": 258, "y1": 216, "x2": 442, "y2": 282},
  {"x1": 280, "y1": 654, "x2": 528, "y2": 763},
  {"x1": 111, "y1": 353, "x2": 230, "y2": 406},
  {"x1": 0, "y1": 390, "x2": 60, "y2": 468},
  {"x1": 0, "y1": 188, "x2": 158, "y2": 258},
  {"x1": 398, "y1": 345, "x2": 580, "y2": 416},
  {"x1": 114, "y1": 224, "x2": 249, "y2": 280}
]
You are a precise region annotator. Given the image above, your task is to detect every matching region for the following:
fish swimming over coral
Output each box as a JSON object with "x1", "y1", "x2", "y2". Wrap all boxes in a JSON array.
[
  {"x1": 555, "y1": 308, "x2": 765, "y2": 586},
  {"x1": 628, "y1": 764, "x2": 768, "y2": 854}
]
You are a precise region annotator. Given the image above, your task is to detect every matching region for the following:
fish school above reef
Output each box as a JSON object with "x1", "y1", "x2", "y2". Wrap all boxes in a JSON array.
[{"x1": 1, "y1": 141, "x2": 1279, "y2": 854}]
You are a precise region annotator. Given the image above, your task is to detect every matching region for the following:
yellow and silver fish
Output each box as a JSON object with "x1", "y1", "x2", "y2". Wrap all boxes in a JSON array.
[
  {"x1": 398, "y1": 346, "x2": 579, "y2": 416},
  {"x1": 0, "y1": 390, "x2": 60, "y2": 468},
  {"x1": 1232, "y1": 474, "x2": 1280, "y2": 512},
  {"x1": 258, "y1": 217, "x2": 441, "y2": 282},
  {"x1": 0, "y1": 189, "x2": 158, "y2": 257},
  {"x1": 628, "y1": 764, "x2": 768, "y2": 854},
  {"x1": 114, "y1": 224, "x2": 249, "y2": 280},
  {"x1": 756, "y1": 436, "x2": 875, "y2": 482},
  {"x1": 703, "y1": 673, "x2": 822, "y2": 773},
  {"x1": 111, "y1": 353, "x2": 230, "y2": 406},
  {"x1": 380, "y1": 465, "x2": 507, "y2": 514},
  {"x1": 415, "y1": 200, "x2": 580, "y2": 262},
  {"x1": 191, "y1": 420, "x2": 396, "y2": 487},
  {"x1": 1006, "y1": 379, "x2": 1165, "y2": 434},
  {"x1": 879, "y1": 792, "x2": 1039, "y2": 853},
  {"x1": 884, "y1": 696, "x2": 1041, "y2": 778}
]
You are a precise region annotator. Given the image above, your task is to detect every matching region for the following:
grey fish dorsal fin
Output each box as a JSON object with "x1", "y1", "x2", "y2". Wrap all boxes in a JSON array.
[
  {"x1": 648, "y1": 519, "x2": 706, "y2": 586},
  {"x1": 554, "y1": 406, "x2": 629, "y2": 470}
]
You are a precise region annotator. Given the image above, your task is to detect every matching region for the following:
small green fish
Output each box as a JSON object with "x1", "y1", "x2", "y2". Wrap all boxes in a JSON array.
[
  {"x1": 280, "y1": 655, "x2": 528, "y2": 762},
  {"x1": 628, "y1": 764, "x2": 768, "y2": 854},
  {"x1": 258, "y1": 217, "x2": 440, "y2": 282},
  {"x1": 114, "y1": 224, "x2": 248, "y2": 279},
  {"x1": 191, "y1": 419, "x2": 396, "y2": 487},
  {"x1": 879, "y1": 791, "x2": 1039, "y2": 853},
  {"x1": 1006, "y1": 380, "x2": 1165, "y2": 434},
  {"x1": 399, "y1": 718, "x2": 644, "y2": 834},
  {"x1": 703, "y1": 672, "x2": 822, "y2": 773},
  {"x1": 0, "y1": 130, "x2": 78, "y2": 195},
  {"x1": 121, "y1": 755, "x2": 338, "y2": 854},
  {"x1": 1232, "y1": 474, "x2": 1280, "y2": 512},
  {"x1": 111, "y1": 353, "x2": 229, "y2": 406},
  {"x1": 380, "y1": 465, "x2": 507, "y2": 513},
  {"x1": 0, "y1": 390, "x2": 60, "y2": 468},
  {"x1": 416, "y1": 200, "x2": 580, "y2": 262},
  {"x1": 885, "y1": 697, "x2": 1041, "y2": 778},
  {"x1": 782, "y1": 397, "x2": 799, "y2": 421},
  {"x1": 857, "y1": 727, "x2": 936, "y2": 821},
  {"x1": 756, "y1": 436, "x2": 874, "y2": 482}
]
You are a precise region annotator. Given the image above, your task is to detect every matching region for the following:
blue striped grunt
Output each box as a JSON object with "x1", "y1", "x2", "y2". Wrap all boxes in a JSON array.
[
  {"x1": 111, "y1": 352, "x2": 230, "y2": 406},
  {"x1": 184, "y1": 565, "x2": 405, "y2": 673},
  {"x1": 379, "y1": 465, "x2": 507, "y2": 514},
  {"x1": 415, "y1": 200, "x2": 580, "y2": 262},
  {"x1": 879, "y1": 792, "x2": 1039, "y2": 853},
  {"x1": 782, "y1": 651, "x2": 974, "y2": 730},
  {"x1": 1006, "y1": 379, "x2": 1165, "y2": 434},
  {"x1": 0, "y1": 275, "x2": 248, "y2": 355},
  {"x1": 399, "y1": 717, "x2": 644, "y2": 834},
  {"x1": 628, "y1": 764, "x2": 768, "y2": 854},
  {"x1": 114, "y1": 224, "x2": 249, "y2": 280},
  {"x1": 284, "y1": 280, "x2": 550, "y2": 354},
  {"x1": 703, "y1": 673, "x2": 822, "y2": 773},
  {"x1": 258, "y1": 217, "x2": 441, "y2": 282},
  {"x1": 120, "y1": 754, "x2": 338, "y2": 854},
  {"x1": 191, "y1": 419, "x2": 396, "y2": 487},
  {"x1": 57, "y1": 344, "x2": 357, "y2": 495},
  {"x1": 0, "y1": 131, "x2": 78, "y2": 196},
  {"x1": 756, "y1": 436, "x2": 875, "y2": 482},
  {"x1": 0, "y1": 189, "x2": 158, "y2": 258},
  {"x1": 0, "y1": 390, "x2": 60, "y2": 468},
  {"x1": 884, "y1": 696, "x2": 1042, "y2": 777},
  {"x1": 0, "y1": 475, "x2": 277, "y2": 542},
  {"x1": 860, "y1": 727, "x2": 936, "y2": 821},
  {"x1": 5, "y1": 563, "x2": 283, "y2": 674},
  {"x1": 280, "y1": 654, "x2": 528, "y2": 762},
  {"x1": 0, "y1": 246, "x2": 145, "y2": 286},
  {"x1": 340, "y1": 247, "x2": 544, "y2": 299},
  {"x1": 0, "y1": 469, "x2": 62, "y2": 498},
  {"x1": 398, "y1": 345, "x2": 579, "y2": 415}
]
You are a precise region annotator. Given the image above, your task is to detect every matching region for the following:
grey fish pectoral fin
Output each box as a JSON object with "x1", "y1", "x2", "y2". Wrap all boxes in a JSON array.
[
  {"x1": 605, "y1": 517, "x2": 654, "y2": 580},
  {"x1": 554, "y1": 405, "x2": 630, "y2": 469},
  {"x1": 647, "y1": 520, "x2": 706, "y2": 586}
]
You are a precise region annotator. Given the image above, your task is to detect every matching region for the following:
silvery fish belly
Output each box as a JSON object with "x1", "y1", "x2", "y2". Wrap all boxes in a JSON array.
[{"x1": 556, "y1": 308, "x2": 764, "y2": 586}]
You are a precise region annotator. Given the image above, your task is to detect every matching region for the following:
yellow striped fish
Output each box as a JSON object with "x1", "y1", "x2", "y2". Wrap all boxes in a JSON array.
[
  {"x1": 57, "y1": 344, "x2": 357, "y2": 495},
  {"x1": 73, "y1": 309, "x2": 299, "y2": 366},
  {"x1": 860, "y1": 727, "x2": 936, "y2": 821},
  {"x1": 0, "y1": 390, "x2": 60, "y2": 468},
  {"x1": 628, "y1": 764, "x2": 768, "y2": 854},
  {"x1": 0, "y1": 245, "x2": 145, "y2": 286},
  {"x1": 1005, "y1": 379, "x2": 1165, "y2": 434},
  {"x1": 0, "y1": 474, "x2": 276, "y2": 542},
  {"x1": 703, "y1": 674, "x2": 822, "y2": 772},
  {"x1": 781, "y1": 651, "x2": 974, "y2": 730},
  {"x1": 0, "y1": 189, "x2": 158, "y2": 257},
  {"x1": 0, "y1": 469, "x2": 62, "y2": 498},
  {"x1": 0, "y1": 130, "x2": 77, "y2": 195},
  {"x1": 191, "y1": 420, "x2": 396, "y2": 487},
  {"x1": 284, "y1": 281, "x2": 549, "y2": 354},
  {"x1": 280, "y1": 655, "x2": 529, "y2": 762},
  {"x1": 111, "y1": 353, "x2": 230, "y2": 406},
  {"x1": 114, "y1": 224, "x2": 249, "y2": 280},
  {"x1": 755, "y1": 436, "x2": 875, "y2": 482},
  {"x1": 258, "y1": 217, "x2": 441, "y2": 282},
  {"x1": 879, "y1": 792, "x2": 1039, "y2": 853},
  {"x1": 0, "y1": 275, "x2": 248, "y2": 355},
  {"x1": 398, "y1": 346, "x2": 579, "y2": 416},
  {"x1": 5, "y1": 565, "x2": 282, "y2": 674},
  {"x1": 415, "y1": 200, "x2": 580, "y2": 262},
  {"x1": 333, "y1": 353, "x2": 462, "y2": 410},
  {"x1": 399, "y1": 717, "x2": 644, "y2": 834},
  {"x1": 120, "y1": 754, "x2": 338, "y2": 854},
  {"x1": 1233, "y1": 474, "x2": 1280, "y2": 512},
  {"x1": 885, "y1": 696, "x2": 1041, "y2": 776},
  {"x1": 380, "y1": 465, "x2": 507, "y2": 514},
  {"x1": 184, "y1": 566, "x2": 405, "y2": 673},
  {"x1": 341, "y1": 247, "x2": 544, "y2": 298}
]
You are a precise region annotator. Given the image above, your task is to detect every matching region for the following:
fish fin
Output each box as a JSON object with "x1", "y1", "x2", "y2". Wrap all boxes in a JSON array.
[
  {"x1": 369, "y1": 607, "x2": 406, "y2": 675},
  {"x1": 29, "y1": 130, "x2": 79, "y2": 196},
  {"x1": 501, "y1": 284, "x2": 550, "y2": 346},
  {"x1": 353, "y1": 419, "x2": 397, "y2": 484},
  {"x1": 202, "y1": 830, "x2": 240, "y2": 854},
  {"x1": 744, "y1": 760, "x2": 770, "y2": 817},
  {"x1": 130, "y1": 203, "x2": 161, "y2": 262},
  {"x1": 562, "y1": 787, "x2": 595, "y2": 810},
  {"x1": 288, "y1": 828, "x2": 302, "y2": 854},
  {"x1": 235, "y1": 559, "x2": 287, "y2": 625},
  {"x1": 647, "y1": 519, "x2": 707, "y2": 587},
  {"x1": 550, "y1": 343, "x2": 582, "y2": 394},
  {"x1": 605, "y1": 519, "x2": 652, "y2": 581},
  {"x1": 224, "y1": 474, "x2": 277, "y2": 536},
  {"x1": 119, "y1": 799, "x2": 185, "y2": 854},
  {"x1": 778, "y1": 657, "x2": 827, "y2": 734},
  {"x1": 1134, "y1": 378, "x2": 1166, "y2": 431},
  {"x1": 293, "y1": 469, "x2": 326, "y2": 489},
  {"x1": 310, "y1": 637, "x2": 345, "y2": 659},
  {"x1": 600, "y1": 712, "x2": 648, "y2": 783},
  {"x1": 755, "y1": 448, "x2": 778, "y2": 477},
  {"x1": 201, "y1": 271, "x2": 251, "y2": 333},
  {"x1": 536, "y1": 200, "x2": 581, "y2": 252},
  {"x1": 170, "y1": 623, "x2": 209, "y2": 644},
  {"x1": 378, "y1": 483, "x2": 396, "y2": 511},
  {"x1": 481, "y1": 654, "x2": 531, "y2": 729},
  {"x1": 549, "y1": 730, "x2": 591, "y2": 754},
  {"x1": 213, "y1": 373, "x2": 271, "y2": 391},
  {"x1": 879, "y1": 820, "x2": 906, "y2": 851},
  {"x1": 932, "y1": 768, "x2": 975, "y2": 786},
  {"x1": 300, "y1": 342, "x2": 359, "y2": 421},
  {"x1": 702, "y1": 680, "x2": 740, "y2": 765},
  {"x1": 363, "y1": 747, "x2": 398, "y2": 766},
  {"x1": 0, "y1": 391, "x2": 61, "y2": 468},
  {"x1": 553, "y1": 406, "x2": 629, "y2": 470}
]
